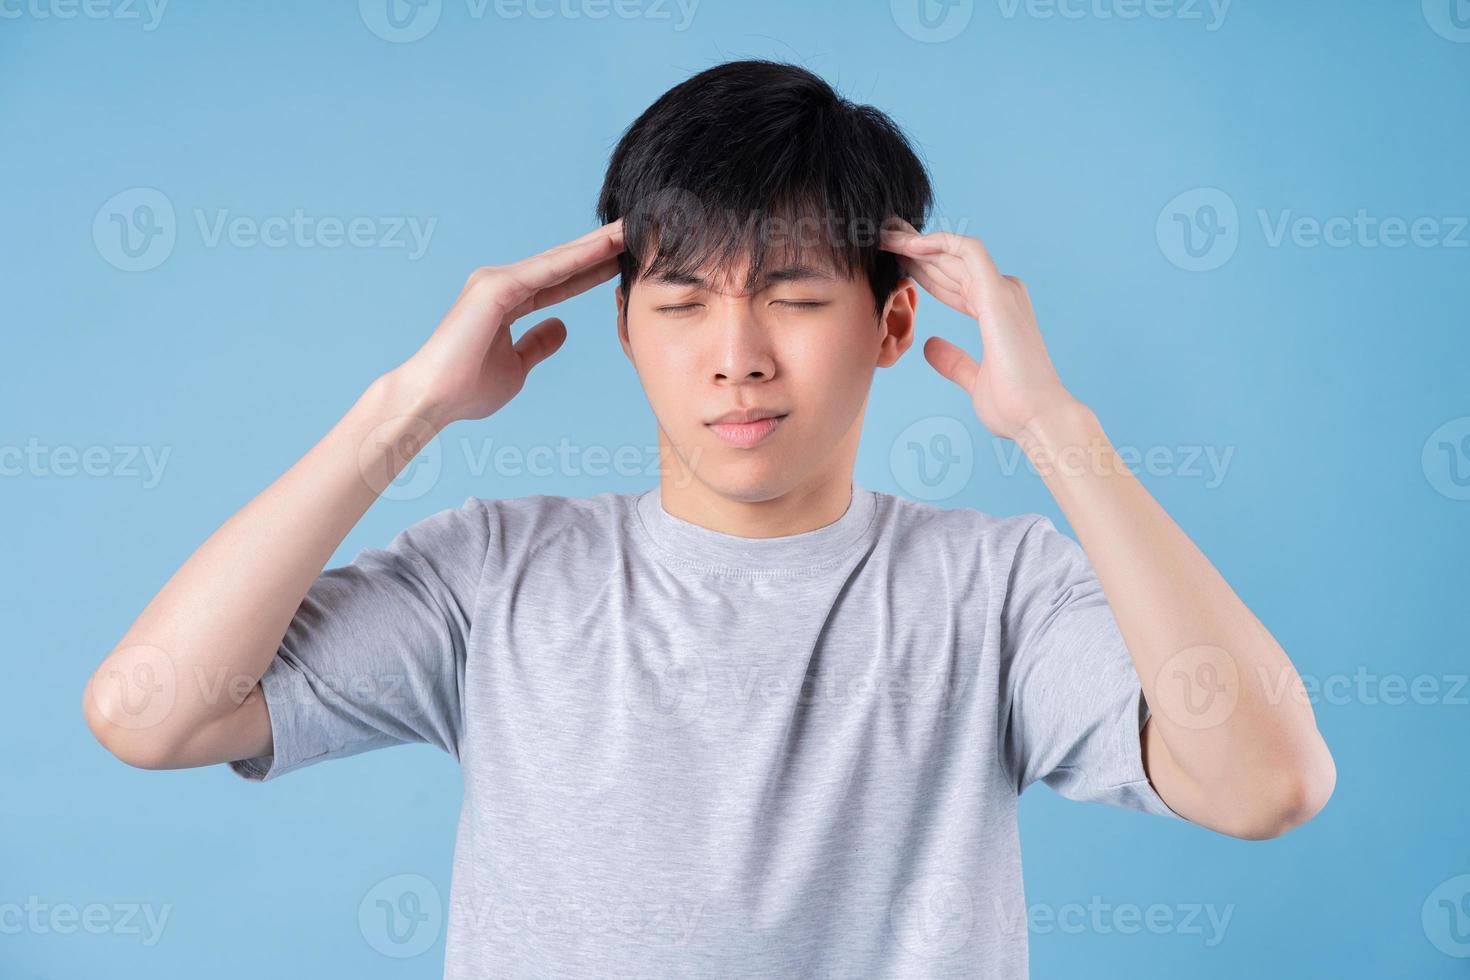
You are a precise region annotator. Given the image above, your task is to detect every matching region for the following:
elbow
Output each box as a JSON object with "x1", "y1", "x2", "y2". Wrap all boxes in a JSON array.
[
  {"x1": 1228, "y1": 740, "x2": 1337, "y2": 841},
  {"x1": 81, "y1": 674, "x2": 181, "y2": 771}
]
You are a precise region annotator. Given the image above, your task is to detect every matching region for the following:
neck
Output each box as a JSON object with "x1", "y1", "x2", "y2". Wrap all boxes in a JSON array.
[{"x1": 655, "y1": 438, "x2": 858, "y2": 539}]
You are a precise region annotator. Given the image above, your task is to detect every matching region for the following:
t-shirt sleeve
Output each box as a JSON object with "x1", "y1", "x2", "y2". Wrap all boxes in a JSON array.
[
  {"x1": 228, "y1": 497, "x2": 490, "y2": 782},
  {"x1": 996, "y1": 515, "x2": 1187, "y2": 821}
]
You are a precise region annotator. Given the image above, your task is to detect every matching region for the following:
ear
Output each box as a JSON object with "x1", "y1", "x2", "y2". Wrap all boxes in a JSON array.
[
  {"x1": 875, "y1": 278, "x2": 918, "y2": 368},
  {"x1": 614, "y1": 283, "x2": 634, "y2": 363}
]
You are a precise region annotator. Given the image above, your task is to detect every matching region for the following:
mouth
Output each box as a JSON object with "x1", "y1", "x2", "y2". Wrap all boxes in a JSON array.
[{"x1": 706, "y1": 413, "x2": 788, "y2": 447}]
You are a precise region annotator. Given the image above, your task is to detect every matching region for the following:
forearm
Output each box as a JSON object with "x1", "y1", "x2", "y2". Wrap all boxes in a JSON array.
[
  {"x1": 83, "y1": 369, "x2": 443, "y2": 763},
  {"x1": 1017, "y1": 399, "x2": 1335, "y2": 834}
]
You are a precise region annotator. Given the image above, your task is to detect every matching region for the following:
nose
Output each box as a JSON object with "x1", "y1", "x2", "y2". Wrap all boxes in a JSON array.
[{"x1": 710, "y1": 300, "x2": 776, "y2": 384}]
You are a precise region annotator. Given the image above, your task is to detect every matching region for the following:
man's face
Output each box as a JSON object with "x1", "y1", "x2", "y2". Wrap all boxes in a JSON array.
[{"x1": 616, "y1": 249, "x2": 916, "y2": 503}]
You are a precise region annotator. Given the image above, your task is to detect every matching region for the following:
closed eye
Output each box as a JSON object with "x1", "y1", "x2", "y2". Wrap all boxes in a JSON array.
[{"x1": 654, "y1": 300, "x2": 826, "y2": 315}]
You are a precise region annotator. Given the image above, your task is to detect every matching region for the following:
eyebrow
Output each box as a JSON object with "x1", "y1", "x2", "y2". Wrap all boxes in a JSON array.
[{"x1": 646, "y1": 264, "x2": 838, "y2": 290}]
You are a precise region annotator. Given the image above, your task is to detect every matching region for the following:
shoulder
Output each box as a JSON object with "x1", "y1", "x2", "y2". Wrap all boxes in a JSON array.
[
  {"x1": 465, "y1": 489, "x2": 634, "y2": 525},
  {"x1": 868, "y1": 489, "x2": 1053, "y2": 567},
  {"x1": 459, "y1": 489, "x2": 642, "y2": 560}
]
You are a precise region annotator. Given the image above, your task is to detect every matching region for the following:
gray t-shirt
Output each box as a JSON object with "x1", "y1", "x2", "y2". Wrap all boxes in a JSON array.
[{"x1": 230, "y1": 479, "x2": 1186, "y2": 978}]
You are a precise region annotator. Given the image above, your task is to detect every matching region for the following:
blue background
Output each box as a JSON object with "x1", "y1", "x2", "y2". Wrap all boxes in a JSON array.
[{"x1": 4, "y1": 1, "x2": 1467, "y2": 976}]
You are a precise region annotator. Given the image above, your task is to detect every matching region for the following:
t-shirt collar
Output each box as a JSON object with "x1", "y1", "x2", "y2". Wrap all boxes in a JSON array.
[{"x1": 635, "y1": 478, "x2": 878, "y2": 576}]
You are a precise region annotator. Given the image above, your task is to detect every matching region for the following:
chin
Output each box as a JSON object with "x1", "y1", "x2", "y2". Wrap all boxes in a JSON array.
[{"x1": 677, "y1": 443, "x2": 800, "y2": 504}]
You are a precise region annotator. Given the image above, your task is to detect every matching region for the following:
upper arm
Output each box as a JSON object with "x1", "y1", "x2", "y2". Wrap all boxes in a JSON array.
[
  {"x1": 84, "y1": 678, "x2": 272, "y2": 771},
  {"x1": 1142, "y1": 711, "x2": 1311, "y2": 839},
  {"x1": 1140, "y1": 713, "x2": 1211, "y2": 825},
  {"x1": 225, "y1": 497, "x2": 492, "y2": 782},
  {"x1": 174, "y1": 681, "x2": 274, "y2": 769},
  {"x1": 998, "y1": 516, "x2": 1188, "y2": 820}
]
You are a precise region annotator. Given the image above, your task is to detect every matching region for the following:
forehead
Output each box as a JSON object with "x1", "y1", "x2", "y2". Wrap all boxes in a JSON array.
[
  {"x1": 625, "y1": 199, "x2": 877, "y2": 299},
  {"x1": 636, "y1": 233, "x2": 859, "y2": 294},
  {"x1": 644, "y1": 259, "x2": 844, "y2": 292}
]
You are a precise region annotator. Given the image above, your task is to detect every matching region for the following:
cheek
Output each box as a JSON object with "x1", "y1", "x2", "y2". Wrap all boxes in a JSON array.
[
  {"x1": 782, "y1": 314, "x2": 875, "y2": 387},
  {"x1": 627, "y1": 318, "x2": 700, "y2": 402}
]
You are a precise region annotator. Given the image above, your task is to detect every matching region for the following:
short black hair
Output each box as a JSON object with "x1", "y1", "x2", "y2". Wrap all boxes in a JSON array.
[{"x1": 596, "y1": 60, "x2": 933, "y2": 316}]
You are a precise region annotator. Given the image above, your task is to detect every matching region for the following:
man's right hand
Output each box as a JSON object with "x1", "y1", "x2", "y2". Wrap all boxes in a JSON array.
[
  {"x1": 393, "y1": 219, "x2": 625, "y2": 427},
  {"x1": 83, "y1": 219, "x2": 625, "y2": 773}
]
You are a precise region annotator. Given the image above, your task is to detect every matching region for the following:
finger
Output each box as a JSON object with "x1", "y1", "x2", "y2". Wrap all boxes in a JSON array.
[
  {"x1": 537, "y1": 218, "x2": 625, "y2": 256},
  {"x1": 881, "y1": 226, "x2": 966, "y2": 259},
  {"x1": 922, "y1": 335, "x2": 981, "y2": 393},
  {"x1": 895, "y1": 245, "x2": 972, "y2": 305},
  {"x1": 513, "y1": 316, "x2": 568, "y2": 373},
  {"x1": 879, "y1": 226, "x2": 932, "y2": 255},
  {"x1": 883, "y1": 233, "x2": 983, "y2": 302},
  {"x1": 909, "y1": 259, "x2": 1024, "y2": 368},
  {"x1": 902, "y1": 260, "x2": 968, "y2": 313},
  {"x1": 883, "y1": 229, "x2": 1009, "y2": 306},
  {"x1": 879, "y1": 229, "x2": 964, "y2": 289},
  {"x1": 493, "y1": 221, "x2": 622, "y2": 284},
  {"x1": 879, "y1": 216, "x2": 922, "y2": 241},
  {"x1": 538, "y1": 219, "x2": 625, "y2": 267},
  {"x1": 540, "y1": 254, "x2": 621, "y2": 304},
  {"x1": 920, "y1": 250, "x2": 974, "y2": 294},
  {"x1": 522, "y1": 224, "x2": 623, "y2": 272},
  {"x1": 1002, "y1": 274, "x2": 1032, "y2": 308},
  {"x1": 907, "y1": 245, "x2": 989, "y2": 304},
  {"x1": 512, "y1": 228, "x2": 625, "y2": 291},
  {"x1": 503, "y1": 256, "x2": 621, "y2": 321},
  {"x1": 501, "y1": 219, "x2": 623, "y2": 284},
  {"x1": 921, "y1": 231, "x2": 1008, "y2": 297}
]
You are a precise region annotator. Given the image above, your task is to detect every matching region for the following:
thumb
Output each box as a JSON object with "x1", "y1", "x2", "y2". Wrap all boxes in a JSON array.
[
  {"x1": 922, "y1": 335, "x2": 979, "y2": 393},
  {"x1": 513, "y1": 316, "x2": 568, "y2": 374}
]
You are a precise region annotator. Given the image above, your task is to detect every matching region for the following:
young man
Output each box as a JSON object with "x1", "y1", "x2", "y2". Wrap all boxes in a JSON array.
[{"x1": 83, "y1": 60, "x2": 1334, "y2": 977}]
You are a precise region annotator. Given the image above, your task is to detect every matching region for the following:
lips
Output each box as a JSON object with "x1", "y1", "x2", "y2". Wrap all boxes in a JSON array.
[
  {"x1": 708, "y1": 407, "x2": 784, "y2": 424},
  {"x1": 706, "y1": 413, "x2": 787, "y2": 447}
]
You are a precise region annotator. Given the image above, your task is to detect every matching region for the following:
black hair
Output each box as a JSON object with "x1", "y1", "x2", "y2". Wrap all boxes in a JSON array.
[{"x1": 596, "y1": 59, "x2": 933, "y2": 317}]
